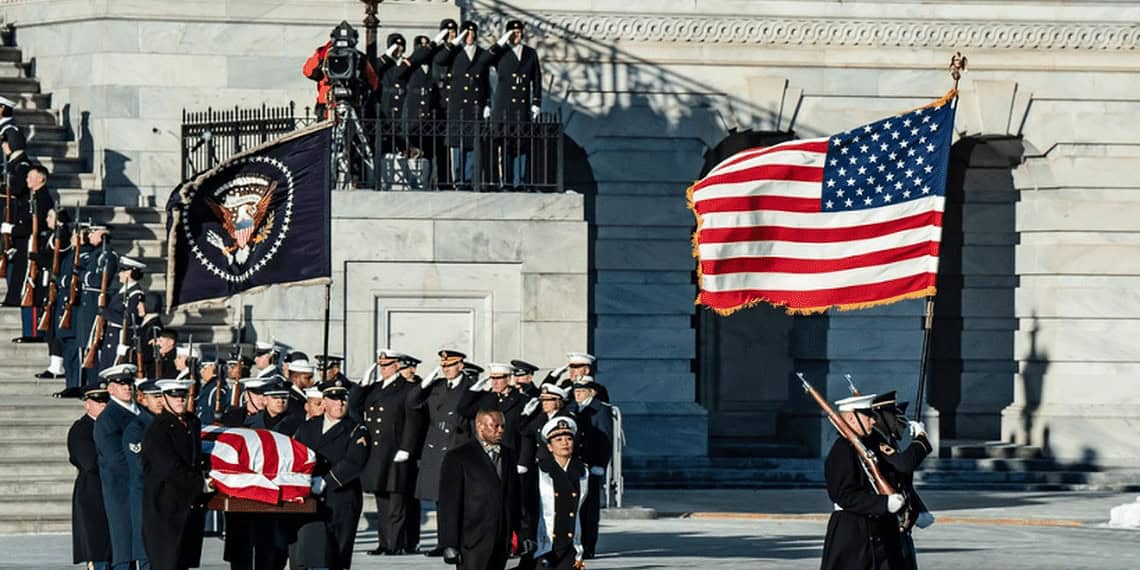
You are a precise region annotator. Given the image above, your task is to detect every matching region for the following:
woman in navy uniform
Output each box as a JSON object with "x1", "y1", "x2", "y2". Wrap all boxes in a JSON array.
[
  {"x1": 528, "y1": 417, "x2": 589, "y2": 570},
  {"x1": 290, "y1": 378, "x2": 370, "y2": 570},
  {"x1": 65, "y1": 381, "x2": 113, "y2": 569},
  {"x1": 141, "y1": 378, "x2": 208, "y2": 570}
]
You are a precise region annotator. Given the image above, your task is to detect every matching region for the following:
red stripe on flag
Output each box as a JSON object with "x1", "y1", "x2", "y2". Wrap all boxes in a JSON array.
[
  {"x1": 255, "y1": 429, "x2": 281, "y2": 479},
  {"x1": 692, "y1": 164, "x2": 824, "y2": 194},
  {"x1": 701, "y1": 241, "x2": 940, "y2": 275},
  {"x1": 697, "y1": 273, "x2": 937, "y2": 311},
  {"x1": 694, "y1": 195, "x2": 821, "y2": 215},
  {"x1": 708, "y1": 140, "x2": 830, "y2": 174},
  {"x1": 698, "y1": 211, "x2": 944, "y2": 244}
]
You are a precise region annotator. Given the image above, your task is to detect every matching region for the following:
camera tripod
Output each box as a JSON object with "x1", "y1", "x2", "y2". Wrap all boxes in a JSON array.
[{"x1": 330, "y1": 98, "x2": 374, "y2": 190}]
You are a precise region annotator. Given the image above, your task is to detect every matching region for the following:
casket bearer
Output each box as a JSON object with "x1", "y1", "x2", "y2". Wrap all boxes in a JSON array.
[{"x1": 65, "y1": 381, "x2": 113, "y2": 568}]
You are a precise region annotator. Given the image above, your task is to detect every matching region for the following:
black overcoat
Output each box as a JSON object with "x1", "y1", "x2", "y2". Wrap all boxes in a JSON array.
[
  {"x1": 489, "y1": 44, "x2": 542, "y2": 124},
  {"x1": 412, "y1": 376, "x2": 473, "y2": 501},
  {"x1": 819, "y1": 437, "x2": 906, "y2": 570},
  {"x1": 437, "y1": 440, "x2": 521, "y2": 570},
  {"x1": 141, "y1": 410, "x2": 206, "y2": 570},
  {"x1": 359, "y1": 377, "x2": 419, "y2": 494},
  {"x1": 68, "y1": 414, "x2": 112, "y2": 564}
]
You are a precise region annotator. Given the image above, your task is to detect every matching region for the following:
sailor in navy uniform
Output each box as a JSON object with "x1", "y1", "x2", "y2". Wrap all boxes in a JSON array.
[
  {"x1": 528, "y1": 417, "x2": 589, "y2": 570},
  {"x1": 488, "y1": 20, "x2": 543, "y2": 190},
  {"x1": 518, "y1": 384, "x2": 578, "y2": 473},
  {"x1": 457, "y1": 362, "x2": 528, "y2": 459},
  {"x1": 437, "y1": 21, "x2": 495, "y2": 188},
  {"x1": 246, "y1": 375, "x2": 304, "y2": 435},
  {"x1": 1, "y1": 101, "x2": 39, "y2": 311},
  {"x1": 358, "y1": 349, "x2": 420, "y2": 556},
  {"x1": 510, "y1": 359, "x2": 541, "y2": 399},
  {"x1": 290, "y1": 378, "x2": 371, "y2": 570},
  {"x1": 76, "y1": 225, "x2": 116, "y2": 383},
  {"x1": 97, "y1": 255, "x2": 146, "y2": 371},
  {"x1": 397, "y1": 354, "x2": 426, "y2": 553},
  {"x1": 570, "y1": 377, "x2": 612, "y2": 560},
  {"x1": 93, "y1": 363, "x2": 144, "y2": 569},
  {"x1": 285, "y1": 356, "x2": 317, "y2": 418},
  {"x1": 65, "y1": 380, "x2": 113, "y2": 569},
  {"x1": 218, "y1": 376, "x2": 268, "y2": 428},
  {"x1": 820, "y1": 394, "x2": 909, "y2": 570},
  {"x1": 9, "y1": 162, "x2": 55, "y2": 341},
  {"x1": 316, "y1": 353, "x2": 361, "y2": 422},
  {"x1": 252, "y1": 340, "x2": 281, "y2": 378}
]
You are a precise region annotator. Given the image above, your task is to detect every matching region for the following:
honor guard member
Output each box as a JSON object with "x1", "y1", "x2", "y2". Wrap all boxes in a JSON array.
[
  {"x1": 458, "y1": 362, "x2": 528, "y2": 455},
  {"x1": 282, "y1": 349, "x2": 309, "y2": 378},
  {"x1": 571, "y1": 377, "x2": 612, "y2": 560},
  {"x1": 413, "y1": 348, "x2": 475, "y2": 558},
  {"x1": 10, "y1": 163, "x2": 55, "y2": 342},
  {"x1": 173, "y1": 344, "x2": 196, "y2": 380},
  {"x1": 358, "y1": 349, "x2": 419, "y2": 556},
  {"x1": 218, "y1": 376, "x2": 268, "y2": 428},
  {"x1": 303, "y1": 386, "x2": 324, "y2": 420},
  {"x1": 286, "y1": 356, "x2": 317, "y2": 413},
  {"x1": 820, "y1": 393, "x2": 908, "y2": 570},
  {"x1": 397, "y1": 354, "x2": 426, "y2": 553},
  {"x1": 97, "y1": 255, "x2": 146, "y2": 370},
  {"x1": 123, "y1": 378, "x2": 164, "y2": 569},
  {"x1": 529, "y1": 417, "x2": 589, "y2": 570},
  {"x1": 489, "y1": 20, "x2": 543, "y2": 190},
  {"x1": 553, "y1": 352, "x2": 609, "y2": 403},
  {"x1": 430, "y1": 19, "x2": 459, "y2": 116},
  {"x1": 55, "y1": 220, "x2": 87, "y2": 388},
  {"x1": 510, "y1": 359, "x2": 541, "y2": 398},
  {"x1": 253, "y1": 340, "x2": 280, "y2": 378},
  {"x1": 438, "y1": 21, "x2": 495, "y2": 188},
  {"x1": 437, "y1": 409, "x2": 523, "y2": 570},
  {"x1": 869, "y1": 392, "x2": 935, "y2": 569},
  {"x1": 142, "y1": 379, "x2": 208, "y2": 570},
  {"x1": 36, "y1": 206, "x2": 71, "y2": 379},
  {"x1": 316, "y1": 353, "x2": 361, "y2": 421},
  {"x1": 247, "y1": 375, "x2": 304, "y2": 435},
  {"x1": 193, "y1": 356, "x2": 229, "y2": 426},
  {"x1": 65, "y1": 380, "x2": 113, "y2": 569},
  {"x1": 290, "y1": 378, "x2": 370, "y2": 570},
  {"x1": 405, "y1": 34, "x2": 441, "y2": 124},
  {"x1": 94, "y1": 363, "x2": 144, "y2": 570},
  {"x1": 76, "y1": 225, "x2": 116, "y2": 382},
  {"x1": 151, "y1": 329, "x2": 178, "y2": 378},
  {"x1": 1, "y1": 106, "x2": 40, "y2": 313}
]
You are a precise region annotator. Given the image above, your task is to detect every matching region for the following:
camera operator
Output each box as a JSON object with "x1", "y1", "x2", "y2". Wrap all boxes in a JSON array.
[{"x1": 302, "y1": 21, "x2": 380, "y2": 120}]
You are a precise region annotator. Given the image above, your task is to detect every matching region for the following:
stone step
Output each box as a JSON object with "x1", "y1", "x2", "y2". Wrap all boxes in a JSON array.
[
  {"x1": 46, "y1": 172, "x2": 98, "y2": 190},
  {"x1": 942, "y1": 440, "x2": 1044, "y2": 460},
  {"x1": 107, "y1": 222, "x2": 166, "y2": 241},
  {"x1": 0, "y1": 398, "x2": 86, "y2": 419},
  {"x1": 0, "y1": 76, "x2": 39, "y2": 94},
  {"x1": 0, "y1": 91, "x2": 51, "y2": 110},
  {"x1": 0, "y1": 380, "x2": 68, "y2": 398},
  {"x1": 10, "y1": 107, "x2": 57, "y2": 126},
  {"x1": 0, "y1": 494, "x2": 70, "y2": 516},
  {"x1": 0, "y1": 476, "x2": 72, "y2": 497},
  {"x1": 55, "y1": 188, "x2": 105, "y2": 207},
  {"x1": 26, "y1": 123, "x2": 68, "y2": 143},
  {"x1": 35, "y1": 155, "x2": 86, "y2": 174},
  {"x1": 0, "y1": 514, "x2": 72, "y2": 534},
  {"x1": 25, "y1": 139, "x2": 79, "y2": 158},
  {"x1": 0, "y1": 47, "x2": 21, "y2": 63},
  {"x1": 709, "y1": 438, "x2": 812, "y2": 459},
  {"x1": 0, "y1": 63, "x2": 28, "y2": 78},
  {"x1": 0, "y1": 457, "x2": 74, "y2": 479},
  {"x1": 0, "y1": 439, "x2": 69, "y2": 459}
]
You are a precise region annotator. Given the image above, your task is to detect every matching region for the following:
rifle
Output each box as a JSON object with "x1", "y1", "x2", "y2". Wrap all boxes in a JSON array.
[
  {"x1": 846, "y1": 373, "x2": 861, "y2": 397},
  {"x1": 81, "y1": 244, "x2": 112, "y2": 369},
  {"x1": 59, "y1": 209, "x2": 83, "y2": 330},
  {"x1": 20, "y1": 184, "x2": 39, "y2": 307},
  {"x1": 796, "y1": 372, "x2": 897, "y2": 497},
  {"x1": 186, "y1": 334, "x2": 197, "y2": 414},
  {"x1": 132, "y1": 306, "x2": 144, "y2": 377},
  {"x1": 0, "y1": 149, "x2": 10, "y2": 279},
  {"x1": 36, "y1": 216, "x2": 64, "y2": 332}
]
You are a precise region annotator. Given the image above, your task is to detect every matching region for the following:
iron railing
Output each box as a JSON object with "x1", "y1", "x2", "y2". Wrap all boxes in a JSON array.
[
  {"x1": 605, "y1": 404, "x2": 626, "y2": 509},
  {"x1": 181, "y1": 102, "x2": 564, "y2": 192}
]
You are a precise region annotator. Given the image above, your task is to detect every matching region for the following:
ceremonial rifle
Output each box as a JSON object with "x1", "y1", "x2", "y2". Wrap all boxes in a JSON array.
[
  {"x1": 131, "y1": 306, "x2": 145, "y2": 376},
  {"x1": 81, "y1": 243, "x2": 112, "y2": 369},
  {"x1": 797, "y1": 372, "x2": 897, "y2": 496},
  {"x1": 19, "y1": 184, "x2": 39, "y2": 307},
  {"x1": 36, "y1": 216, "x2": 64, "y2": 331},
  {"x1": 0, "y1": 150, "x2": 10, "y2": 279},
  {"x1": 187, "y1": 334, "x2": 197, "y2": 414},
  {"x1": 59, "y1": 209, "x2": 82, "y2": 330},
  {"x1": 228, "y1": 343, "x2": 243, "y2": 410}
]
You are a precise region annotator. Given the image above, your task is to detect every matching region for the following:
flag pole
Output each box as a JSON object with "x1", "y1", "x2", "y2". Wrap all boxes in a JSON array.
[
  {"x1": 320, "y1": 282, "x2": 331, "y2": 380},
  {"x1": 913, "y1": 52, "x2": 968, "y2": 422}
]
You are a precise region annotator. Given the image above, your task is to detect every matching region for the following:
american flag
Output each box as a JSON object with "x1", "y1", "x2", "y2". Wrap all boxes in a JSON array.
[
  {"x1": 201, "y1": 426, "x2": 317, "y2": 504},
  {"x1": 689, "y1": 92, "x2": 957, "y2": 314}
]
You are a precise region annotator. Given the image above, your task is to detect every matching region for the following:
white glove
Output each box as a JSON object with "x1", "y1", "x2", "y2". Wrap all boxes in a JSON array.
[
  {"x1": 471, "y1": 375, "x2": 493, "y2": 392},
  {"x1": 915, "y1": 511, "x2": 935, "y2": 529},
  {"x1": 311, "y1": 475, "x2": 326, "y2": 495},
  {"x1": 384, "y1": 44, "x2": 399, "y2": 58},
  {"x1": 116, "y1": 344, "x2": 129, "y2": 357},
  {"x1": 522, "y1": 397, "x2": 540, "y2": 416},
  {"x1": 202, "y1": 478, "x2": 214, "y2": 493},
  {"x1": 516, "y1": 465, "x2": 529, "y2": 474},
  {"x1": 589, "y1": 466, "x2": 605, "y2": 476},
  {"x1": 551, "y1": 365, "x2": 568, "y2": 380},
  {"x1": 908, "y1": 421, "x2": 927, "y2": 439},
  {"x1": 420, "y1": 367, "x2": 441, "y2": 390},
  {"x1": 530, "y1": 105, "x2": 540, "y2": 119},
  {"x1": 482, "y1": 106, "x2": 491, "y2": 120},
  {"x1": 0, "y1": 223, "x2": 11, "y2": 234},
  {"x1": 886, "y1": 493, "x2": 905, "y2": 514},
  {"x1": 393, "y1": 450, "x2": 410, "y2": 463},
  {"x1": 434, "y1": 29, "x2": 450, "y2": 43},
  {"x1": 498, "y1": 31, "x2": 513, "y2": 46},
  {"x1": 451, "y1": 31, "x2": 467, "y2": 46}
]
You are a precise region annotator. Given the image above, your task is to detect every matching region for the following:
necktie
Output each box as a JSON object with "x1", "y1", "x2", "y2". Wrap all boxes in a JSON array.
[{"x1": 488, "y1": 448, "x2": 502, "y2": 478}]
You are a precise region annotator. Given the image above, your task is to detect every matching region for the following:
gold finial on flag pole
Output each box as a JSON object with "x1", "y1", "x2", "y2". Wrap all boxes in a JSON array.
[{"x1": 948, "y1": 52, "x2": 968, "y2": 90}]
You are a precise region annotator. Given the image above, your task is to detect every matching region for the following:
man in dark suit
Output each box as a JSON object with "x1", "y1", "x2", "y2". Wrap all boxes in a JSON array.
[
  {"x1": 359, "y1": 349, "x2": 419, "y2": 556},
  {"x1": 438, "y1": 409, "x2": 523, "y2": 570},
  {"x1": 93, "y1": 363, "x2": 143, "y2": 570},
  {"x1": 572, "y1": 377, "x2": 614, "y2": 560},
  {"x1": 290, "y1": 378, "x2": 370, "y2": 570},
  {"x1": 65, "y1": 381, "x2": 113, "y2": 568}
]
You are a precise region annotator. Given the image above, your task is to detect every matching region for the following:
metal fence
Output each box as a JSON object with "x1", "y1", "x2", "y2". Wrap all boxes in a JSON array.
[
  {"x1": 605, "y1": 404, "x2": 626, "y2": 509},
  {"x1": 181, "y1": 102, "x2": 564, "y2": 193}
]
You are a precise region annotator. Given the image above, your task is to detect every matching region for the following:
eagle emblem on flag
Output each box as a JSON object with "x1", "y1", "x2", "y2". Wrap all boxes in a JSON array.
[{"x1": 205, "y1": 176, "x2": 278, "y2": 267}]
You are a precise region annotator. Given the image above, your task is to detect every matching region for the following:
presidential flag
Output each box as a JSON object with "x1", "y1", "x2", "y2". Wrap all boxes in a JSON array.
[
  {"x1": 689, "y1": 91, "x2": 957, "y2": 315},
  {"x1": 165, "y1": 122, "x2": 333, "y2": 310},
  {"x1": 201, "y1": 426, "x2": 317, "y2": 504}
]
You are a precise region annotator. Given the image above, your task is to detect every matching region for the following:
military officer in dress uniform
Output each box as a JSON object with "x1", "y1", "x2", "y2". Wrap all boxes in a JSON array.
[
  {"x1": 55, "y1": 221, "x2": 87, "y2": 388},
  {"x1": 290, "y1": 378, "x2": 370, "y2": 570},
  {"x1": 218, "y1": 376, "x2": 269, "y2": 428},
  {"x1": 66, "y1": 380, "x2": 113, "y2": 569},
  {"x1": 820, "y1": 393, "x2": 908, "y2": 570},
  {"x1": 438, "y1": 21, "x2": 495, "y2": 188},
  {"x1": 193, "y1": 357, "x2": 229, "y2": 426},
  {"x1": 93, "y1": 363, "x2": 144, "y2": 570},
  {"x1": 316, "y1": 353, "x2": 362, "y2": 422},
  {"x1": 1, "y1": 109, "x2": 40, "y2": 315},
  {"x1": 869, "y1": 392, "x2": 936, "y2": 569},
  {"x1": 141, "y1": 378, "x2": 208, "y2": 570},
  {"x1": 252, "y1": 340, "x2": 281, "y2": 378},
  {"x1": 303, "y1": 386, "x2": 324, "y2": 419},
  {"x1": 457, "y1": 362, "x2": 528, "y2": 457},
  {"x1": 357, "y1": 349, "x2": 419, "y2": 556},
  {"x1": 397, "y1": 354, "x2": 426, "y2": 553},
  {"x1": 124, "y1": 378, "x2": 164, "y2": 569},
  {"x1": 571, "y1": 376, "x2": 613, "y2": 559},
  {"x1": 97, "y1": 255, "x2": 146, "y2": 371},
  {"x1": 76, "y1": 225, "x2": 116, "y2": 384},
  {"x1": 246, "y1": 375, "x2": 304, "y2": 435},
  {"x1": 430, "y1": 19, "x2": 459, "y2": 117},
  {"x1": 528, "y1": 417, "x2": 590, "y2": 570},
  {"x1": 10, "y1": 163, "x2": 55, "y2": 342},
  {"x1": 517, "y1": 384, "x2": 577, "y2": 473},
  {"x1": 510, "y1": 359, "x2": 541, "y2": 399},
  {"x1": 489, "y1": 20, "x2": 543, "y2": 190},
  {"x1": 412, "y1": 348, "x2": 474, "y2": 557},
  {"x1": 286, "y1": 356, "x2": 317, "y2": 417}
]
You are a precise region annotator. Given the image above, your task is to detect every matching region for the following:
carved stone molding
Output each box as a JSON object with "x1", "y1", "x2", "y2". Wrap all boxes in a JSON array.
[{"x1": 473, "y1": 11, "x2": 1139, "y2": 52}]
